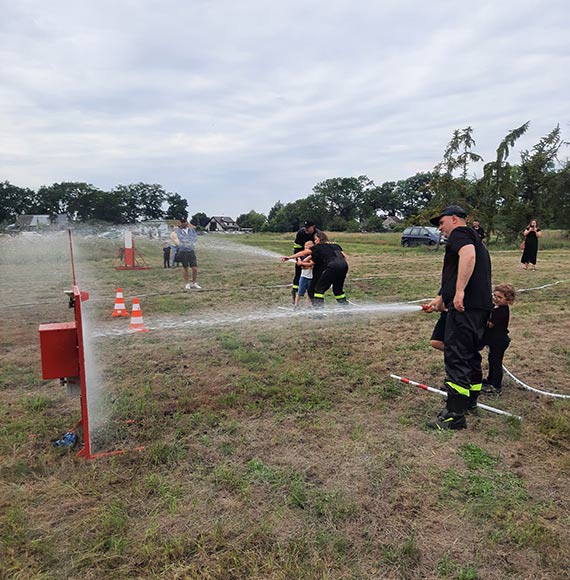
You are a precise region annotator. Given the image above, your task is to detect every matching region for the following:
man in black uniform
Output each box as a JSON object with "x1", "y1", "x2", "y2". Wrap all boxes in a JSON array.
[
  {"x1": 290, "y1": 221, "x2": 317, "y2": 304},
  {"x1": 424, "y1": 206, "x2": 492, "y2": 430},
  {"x1": 472, "y1": 220, "x2": 486, "y2": 243}
]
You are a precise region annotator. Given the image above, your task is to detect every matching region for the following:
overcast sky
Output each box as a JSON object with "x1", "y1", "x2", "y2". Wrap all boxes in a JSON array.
[{"x1": 1, "y1": 0, "x2": 569, "y2": 217}]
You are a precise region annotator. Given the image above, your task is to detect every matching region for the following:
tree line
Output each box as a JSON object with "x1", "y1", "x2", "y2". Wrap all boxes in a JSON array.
[{"x1": 2, "y1": 122, "x2": 569, "y2": 240}]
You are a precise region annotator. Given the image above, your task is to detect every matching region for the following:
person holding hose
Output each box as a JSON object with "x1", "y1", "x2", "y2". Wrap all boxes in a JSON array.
[
  {"x1": 290, "y1": 221, "x2": 317, "y2": 304},
  {"x1": 424, "y1": 205, "x2": 492, "y2": 430},
  {"x1": 282, "y1": 230, "x2": 349, "y2": 309}
]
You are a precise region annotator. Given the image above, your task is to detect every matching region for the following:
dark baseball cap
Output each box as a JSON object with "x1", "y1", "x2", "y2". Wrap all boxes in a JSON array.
[
  {"x1": 430, "y1": 205, "x2": 467, "y2": 226},
  {"x1": 303, "y1": 220, "x2": 315, "y2": 228}
]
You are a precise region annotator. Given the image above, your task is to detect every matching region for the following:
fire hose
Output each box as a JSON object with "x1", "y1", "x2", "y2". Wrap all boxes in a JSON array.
[{"x1": 390, "y1": 374, "x2": 522, "y2": 420}]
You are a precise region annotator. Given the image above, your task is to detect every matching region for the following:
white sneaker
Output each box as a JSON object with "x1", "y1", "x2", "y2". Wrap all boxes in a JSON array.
[
  {"x1": 190, "y1": 282, "x2": 202, "y2": 289},
  {"x1": 185, "y1": 283, "x2": 191, "y2": 290}
]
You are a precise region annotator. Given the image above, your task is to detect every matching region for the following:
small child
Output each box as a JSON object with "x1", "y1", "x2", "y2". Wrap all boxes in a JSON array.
[
  {"x1": 294, "y1": 240, "x2": 314, "y2": 308},
  {"x1": 482, "y1": 283, "x2": 516, "y2": 395},
  {"x1": 162, "y1": 242, "x2": 171, "y2": 268}
]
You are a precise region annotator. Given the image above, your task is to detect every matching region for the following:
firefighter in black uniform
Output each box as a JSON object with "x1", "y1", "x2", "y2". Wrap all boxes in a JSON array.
[
  {"x1": 290, "y1": 221, "x2": 317, "y2": 304},
  {"x1": 424, "y1": 206, "x2": 492, "y2": 430},
  {"x1": 282, "y1": 230, "x2": 348, "y2": 308}
]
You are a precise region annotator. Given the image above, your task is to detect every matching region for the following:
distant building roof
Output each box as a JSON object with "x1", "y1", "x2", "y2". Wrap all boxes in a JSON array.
[{"x1": 16, "y1": 214, "x2": 51, "y2": 227}]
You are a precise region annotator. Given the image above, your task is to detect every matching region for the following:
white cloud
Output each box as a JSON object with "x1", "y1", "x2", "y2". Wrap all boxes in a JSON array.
[{"x1": 1, "y1": 0, "x2": 569, "y2": 216}]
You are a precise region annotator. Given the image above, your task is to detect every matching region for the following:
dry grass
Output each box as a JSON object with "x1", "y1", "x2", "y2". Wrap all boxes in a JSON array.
[{"x1": 1, "y1": 231, "x2": 569, "y2": 580}]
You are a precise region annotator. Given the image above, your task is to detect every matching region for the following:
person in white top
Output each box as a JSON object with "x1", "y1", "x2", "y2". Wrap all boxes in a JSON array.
[
  {"x1": 170, "y1": 217, "x2": 202, "y2": 290},
  {"x1": 294, "y1": 241, "x2": 314, "y2": 308}
]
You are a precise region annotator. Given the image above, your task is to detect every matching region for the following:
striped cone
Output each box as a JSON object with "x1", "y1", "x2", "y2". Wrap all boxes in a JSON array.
[
  {"x1": 128, "y1": 298, "x2": 149, "y2": 332},
  {"x1": 112, "y1": 287, "x2": 129, "y2": 317}
]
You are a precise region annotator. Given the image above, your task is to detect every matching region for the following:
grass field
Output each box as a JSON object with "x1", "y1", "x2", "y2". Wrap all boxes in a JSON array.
[{"x1": 1, "y1": 230, "x2": 569, "y2": 580}]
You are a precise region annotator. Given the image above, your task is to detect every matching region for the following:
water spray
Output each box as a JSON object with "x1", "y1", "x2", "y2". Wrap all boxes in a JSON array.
[
  {"x1": 390, "y1": 374, "x2": 522, "y2": 420},
  {"x1": 38, "y1": 230, "x2": 144, "y2": 459}
]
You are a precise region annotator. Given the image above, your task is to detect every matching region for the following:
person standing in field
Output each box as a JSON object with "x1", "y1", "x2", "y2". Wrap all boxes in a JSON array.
[
  {"x1": 162, "y1": 242, "x2": 171, "y2": 268},
  {"x1": 282, "y1": 230, "x2": 349, "y2": 309},
  {"x1": 424, "y1": 205, "x2": 493, "y2": 430},
  {"x1": 482, "y1": 284, "x2": 516, "y2": 396},
  {"x1": 521, "y1": 219, "x2": 541, "y2": 270},
  {"x1": 472, "y1": 220, "x2": 486, "y2": 243},
  {"x1": 294, "y1": 241, "x2": 315, "y2": 308},
  {"x1": 171, "y1": 217, "x2": 201, "y2": 289},
  {"x1": 290, "y1": 221, "x2": 317, "y2": 304}
]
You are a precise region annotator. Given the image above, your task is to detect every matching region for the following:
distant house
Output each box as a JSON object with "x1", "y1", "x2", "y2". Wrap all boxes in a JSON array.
[
  {"x1": 14, "y1": 214, "x2": 69, "y2": 230},
  {"x1": 16, "y1": 214, "x2": 51, "y2": 228},
  {"x1": 382, "y1": 215, "x2": 403, "y2": 229},
  {"x1": 205, "y1": 216, "x2": 240, "y2": 232}
]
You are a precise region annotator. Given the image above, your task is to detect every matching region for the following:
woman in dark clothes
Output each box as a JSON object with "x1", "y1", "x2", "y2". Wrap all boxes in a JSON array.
[
  {"x1": 282, "y1": 230, "x2": 349, "y2": 308},
  {"x1": 521, "y1": 219, "x2": 542, "y2": 270}
]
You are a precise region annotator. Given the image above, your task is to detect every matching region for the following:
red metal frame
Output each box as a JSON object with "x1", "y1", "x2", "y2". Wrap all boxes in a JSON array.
[
  {"x1": 40, "y1": 230, "x2": 145, "y2": 460},
  {"x1": 114, "y1": 231, "x2": 150, "y2": 270}
]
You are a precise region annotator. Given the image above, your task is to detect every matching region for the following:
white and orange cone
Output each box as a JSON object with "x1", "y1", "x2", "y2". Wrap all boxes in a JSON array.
[
  {"x1": 112, "y1": 287, "x2": 129, "y2": 317},
  {"x1": 128, "y1": 298, "x2": 148, "y2": 332}
]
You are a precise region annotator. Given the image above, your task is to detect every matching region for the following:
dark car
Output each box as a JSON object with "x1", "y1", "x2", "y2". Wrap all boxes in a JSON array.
[{"x1": 401, "y1": 226, "x2": 444, "y2": 247}]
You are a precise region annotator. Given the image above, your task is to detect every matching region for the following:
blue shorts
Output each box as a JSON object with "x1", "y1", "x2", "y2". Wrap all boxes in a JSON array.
[{"x1": 297, "y1": 276, "x2": 311, "y2": 297}]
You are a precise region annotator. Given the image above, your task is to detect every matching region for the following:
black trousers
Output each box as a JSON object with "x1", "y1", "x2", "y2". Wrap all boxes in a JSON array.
[
  {"x1": 312, "y1": 264, "x2": 348, "y2": 307},
  {"x1": 443, "y1": 308, "x2": 489, "y2": 397},
  {"x1": 486, "y1": 337, "x2": 510, "y2": 389}
]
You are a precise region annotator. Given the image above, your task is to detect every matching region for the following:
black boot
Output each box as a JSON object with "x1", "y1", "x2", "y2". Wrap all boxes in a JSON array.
[
  {"x1": 467, "y1": 389, "x2": 481, "y2": 415},
  {"x1": 427, "y1": 390, "x2": 467, "y2": 430}
]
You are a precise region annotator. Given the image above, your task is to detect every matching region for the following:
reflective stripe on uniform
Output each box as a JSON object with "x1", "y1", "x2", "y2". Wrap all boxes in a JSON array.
[
  {"x1": 292, "y1": 285, "x2": 299, "y2": 290},
  {"x1": 446, "y1": 381, "x2": 470, "y2": 397},
  {"x1": 334, "y1": 293, "x2": 346, "y2": 300},
  {"x1": 314, "y1": 293, "x2": 325, "y2": 298},
  {"x1": 470, "y1": 383, "x2": 482, "y2": 392}
]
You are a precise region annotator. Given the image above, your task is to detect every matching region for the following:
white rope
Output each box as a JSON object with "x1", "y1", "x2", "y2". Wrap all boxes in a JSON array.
[{"x1": 503, "y1": 366, "x2": 570, "y2": 400}]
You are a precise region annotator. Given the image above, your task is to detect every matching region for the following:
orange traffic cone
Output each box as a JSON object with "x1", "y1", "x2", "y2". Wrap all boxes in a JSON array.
[
  {"x1": 112, "y1": 287, "x2": 129, "y2": 317},
  {"x1": 129, "y1": 298, "x2": 148, "y2": 332}
]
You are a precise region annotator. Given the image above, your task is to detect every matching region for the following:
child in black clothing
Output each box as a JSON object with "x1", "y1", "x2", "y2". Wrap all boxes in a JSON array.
[
  {"x1": 482, "y1": 283, "x2": 516, "y2": 395},
  {"x1": 162, "y1": 243, "x2": 171, "y2": 268}
]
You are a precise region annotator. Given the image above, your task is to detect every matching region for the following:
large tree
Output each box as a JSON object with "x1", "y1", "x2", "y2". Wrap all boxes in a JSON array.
[
  {"x1": 394, "y1": 172, "x2": 434, "y2": 219},
  {"x1": 479, "y1": 122, "x2": 530, "y2": 236},
  {"x1": 113, "y1": 183, "x2": 166, "y2": 222},
  {"x1": 0, "y1": 181, "x2": 36, "y2": 224},
  {"x1": 312, "y1": 176, "x2": 373, "y2": 223},
  {"x1": 236, "y1": 210, "x2": 267, "y2": 231},
  {"x1": 191, "y1": 212, "x2": 209, "y2": 227},
  {"x1": 430, "y1": 127, "x2": 483, "y2": 211},
  {"x1": 165, "y1": 193, "x2": 188, "y2": 220}
]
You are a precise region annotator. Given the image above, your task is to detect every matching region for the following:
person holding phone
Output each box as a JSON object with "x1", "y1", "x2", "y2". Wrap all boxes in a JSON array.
[{"x1": 521, "y1": 219, "x2": 542, "y2": 270}]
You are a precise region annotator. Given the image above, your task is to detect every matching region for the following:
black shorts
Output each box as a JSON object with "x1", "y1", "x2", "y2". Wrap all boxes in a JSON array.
[
  {"x1": 177, "y1": 249, "x2": 197, "y2": 268},
  {"x1": 431, "y1": 311, "x2": 447, "y2": 342}
]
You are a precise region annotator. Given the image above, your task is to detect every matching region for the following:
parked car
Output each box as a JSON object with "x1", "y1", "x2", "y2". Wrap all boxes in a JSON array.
[{"x1": 401, "y1": 226, "x2": 444, "y2": 247}]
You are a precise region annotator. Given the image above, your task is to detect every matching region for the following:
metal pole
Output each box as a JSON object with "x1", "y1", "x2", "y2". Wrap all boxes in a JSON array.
[{"x1": 390, "y1": 374, "x2": 522, "y2": 420}]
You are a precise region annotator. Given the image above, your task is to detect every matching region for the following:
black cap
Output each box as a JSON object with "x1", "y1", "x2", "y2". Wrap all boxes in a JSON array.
[
  {"x1": 303, "y1": 220, "x2": 315, "y2": 228},
  {"x1": 430, "y1": 205, "x2": 467, "y2": 226}
]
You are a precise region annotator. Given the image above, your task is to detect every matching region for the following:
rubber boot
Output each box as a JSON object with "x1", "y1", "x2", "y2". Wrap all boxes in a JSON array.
[
  {"x1": 427, "y1": 390, "x2": 467, "y2": 430},
  {"x1": 467, "y1": 388, "x2": 481, "y2": 415}
]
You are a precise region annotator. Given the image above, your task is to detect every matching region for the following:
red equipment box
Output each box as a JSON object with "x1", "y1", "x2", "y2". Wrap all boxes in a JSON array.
[{"x1": 38, "y1": 322, "x2": 80, "y2": 380}]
